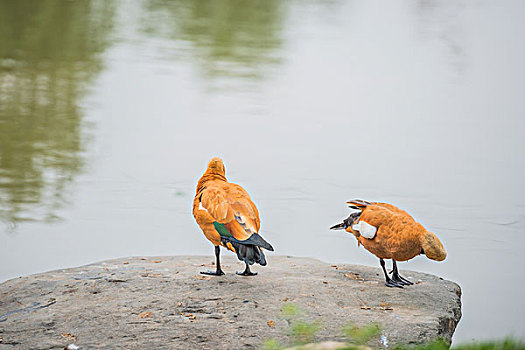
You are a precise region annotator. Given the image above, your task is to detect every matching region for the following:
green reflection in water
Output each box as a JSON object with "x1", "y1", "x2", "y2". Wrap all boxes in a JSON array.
[
  {"x1": 0, "y1": 0, "x2": 115, "y2": 227},
  {"x1": 142, "y1": 0, "x2": 285, "y2": 80}
]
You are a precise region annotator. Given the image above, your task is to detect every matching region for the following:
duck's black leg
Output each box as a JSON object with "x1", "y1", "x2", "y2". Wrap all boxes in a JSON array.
[
  {"x1": 201, "y1": 246, "x2": 225, "y2": 276},
  {"x1": 380, "y1": 258, "x2": 403, "y2": 288},
  {"x1": 391, "y1": 260, "x2": 413, "y2": 285},
  {"x1": 236, "y1": 262, "x2": 258, "y2": 276}
]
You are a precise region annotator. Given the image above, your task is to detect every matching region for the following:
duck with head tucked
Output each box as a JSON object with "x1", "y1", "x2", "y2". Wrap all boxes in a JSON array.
[
  {"x1": 193, "y1": 157, "x2": 274, "y2": 276},
  {"x1": 331, "y1": 199, "x2": 446, "y2": 288}
]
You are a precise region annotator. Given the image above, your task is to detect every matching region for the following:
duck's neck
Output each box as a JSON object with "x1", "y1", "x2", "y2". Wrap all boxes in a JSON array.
[{"x1": 196, "y1": 171, "x2": 227, "y2": 196}]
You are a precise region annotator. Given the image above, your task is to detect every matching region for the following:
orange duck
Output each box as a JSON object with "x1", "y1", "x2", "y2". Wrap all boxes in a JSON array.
[
  {"x1": 193, "y1": 157, "x2": 274, "y2": 276},
  {"x1": 330, "y1": 199, "x2": 446, "y2": 288}
]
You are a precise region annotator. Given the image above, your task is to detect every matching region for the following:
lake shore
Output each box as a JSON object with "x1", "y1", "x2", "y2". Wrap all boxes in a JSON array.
[{"x1": 0, "y1": 256, "x2": 461, "y2": 349}]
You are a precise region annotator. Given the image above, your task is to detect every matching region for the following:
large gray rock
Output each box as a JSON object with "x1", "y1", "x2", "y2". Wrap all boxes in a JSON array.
[{"x1": 0, "y1": 256, "x2": 461, "y2": 349}]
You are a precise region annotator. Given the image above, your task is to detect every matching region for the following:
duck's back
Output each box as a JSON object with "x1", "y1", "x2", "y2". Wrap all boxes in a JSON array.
[
  {"x1": 357, "y1": 204, "x2": 425, "y2": 261},
  {"x1": 193, "y1": 178, "x2": 262, "y2": 247}
]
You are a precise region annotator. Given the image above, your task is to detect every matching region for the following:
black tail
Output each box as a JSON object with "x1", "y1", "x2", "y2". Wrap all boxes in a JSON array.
[
  {"x1": 240, "y1": 233, "x2": 274, "y2": 251},
  {"x1": 229, "y1": 242, "x2": 268, "y2": 266},
  {"x1": 221, "y1": 233, "x2": 274, "y2": 266}
]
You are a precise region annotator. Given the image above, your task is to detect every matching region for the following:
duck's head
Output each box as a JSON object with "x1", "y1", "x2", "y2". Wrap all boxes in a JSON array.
[{"x1": 206, "y1": 157, "x2": 226, "y2": 176}]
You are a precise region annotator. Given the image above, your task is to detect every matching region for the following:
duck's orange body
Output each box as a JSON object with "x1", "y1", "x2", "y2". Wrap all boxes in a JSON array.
[
  {"x1": 331, "y1": 200, "x2": 446, "y2": 287},
  {"x1": 193, "y1": 157, "x2": 273, "y2": 276}
]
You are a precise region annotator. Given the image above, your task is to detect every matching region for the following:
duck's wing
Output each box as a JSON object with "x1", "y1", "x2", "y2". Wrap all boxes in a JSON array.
[
  {"x1": 357, "y1": 203, "x2": 419, "y2": 238},
  {"x1": 349, "y1": 204, "x2": 396, "y2": 239},
  {"x1": 227, "y1": 183, "x2": 261, "y2": 234},
  {"x1": 199, "y1": 182, "x2": 272, "y2": 251}
]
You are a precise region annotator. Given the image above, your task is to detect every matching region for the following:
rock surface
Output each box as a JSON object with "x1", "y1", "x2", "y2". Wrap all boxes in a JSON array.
[{"x1": 0, "y1": 256, "x2": 461, "y2": 349}]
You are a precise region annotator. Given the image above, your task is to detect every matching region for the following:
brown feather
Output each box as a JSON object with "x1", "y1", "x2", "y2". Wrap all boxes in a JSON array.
[
  {"x1": 341, "y1": 202, "x2": 446, "y2": 262},
  {"x1": 193, "y1": 157, "x2": 263, "y2": 252}
]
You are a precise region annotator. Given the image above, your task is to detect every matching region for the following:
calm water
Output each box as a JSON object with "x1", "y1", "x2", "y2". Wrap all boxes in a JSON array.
[{"x1": 1, "y1": 0, "x2": 524, "y2": 343}]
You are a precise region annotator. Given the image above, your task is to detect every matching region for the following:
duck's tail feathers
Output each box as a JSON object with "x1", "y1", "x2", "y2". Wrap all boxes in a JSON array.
[
  {"x1": 228, "y1": 241, "x2": 268, "y2": 266},
  {"x1": 420, "y1": 231, "x2": 447, "y2": 261},
  {"x1": 221, "y1": 233, "x2": 274, "y2": 266},
  {"x1": 244, "y1": 233, "x2": 274, "y2": 251}
]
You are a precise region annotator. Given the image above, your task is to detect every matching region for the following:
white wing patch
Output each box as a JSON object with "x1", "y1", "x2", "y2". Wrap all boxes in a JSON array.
[
  {"x1": 352, "y1": 220, "x2": 377, "y2": 239},
  {"x1": 198, "y1": 201, "x2": 208, "y2": 213}
]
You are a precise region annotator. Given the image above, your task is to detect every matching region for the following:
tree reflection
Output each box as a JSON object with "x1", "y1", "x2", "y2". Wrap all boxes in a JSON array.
[
  {"x1": 0, "y1": 0, "x2": 114, "y2": 227},
  {"x1": 141, "y1": 0, "x2": 285, "y2": 80}
]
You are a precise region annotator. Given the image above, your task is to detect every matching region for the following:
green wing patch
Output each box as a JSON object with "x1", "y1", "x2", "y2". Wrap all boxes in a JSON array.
[{"x1": 213, "y1": 222, "x2": 233, "y2": 238}]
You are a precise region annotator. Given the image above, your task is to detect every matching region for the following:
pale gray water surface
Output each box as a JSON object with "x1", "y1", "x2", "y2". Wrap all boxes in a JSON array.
[{"x1": 1, "y1": 0, "x2": 524, "y2": 343}]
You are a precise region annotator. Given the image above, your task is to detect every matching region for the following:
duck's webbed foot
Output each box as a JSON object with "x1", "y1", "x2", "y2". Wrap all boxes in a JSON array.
[
  {"x1": 201, "y1": 245, "x2": 225, "y2": 276},
  {"x1": 391, "y1": 272, "x2": 413, "y2": 285},
  {"x1": 391, "y1": 260, "x2": 413, "y2": 286},
  {"x1": 385, "y1": 278, "x2": 404, "y2": 288},
  {"x1": 380, "y1": 258, "x2": 404, "y2": 288},
  {"x1": 200, "y1": 269, "x2": 225, "y2": 276},
  {"x1": 236, "y1": 263, "x2": 257, "y2": 276}
]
